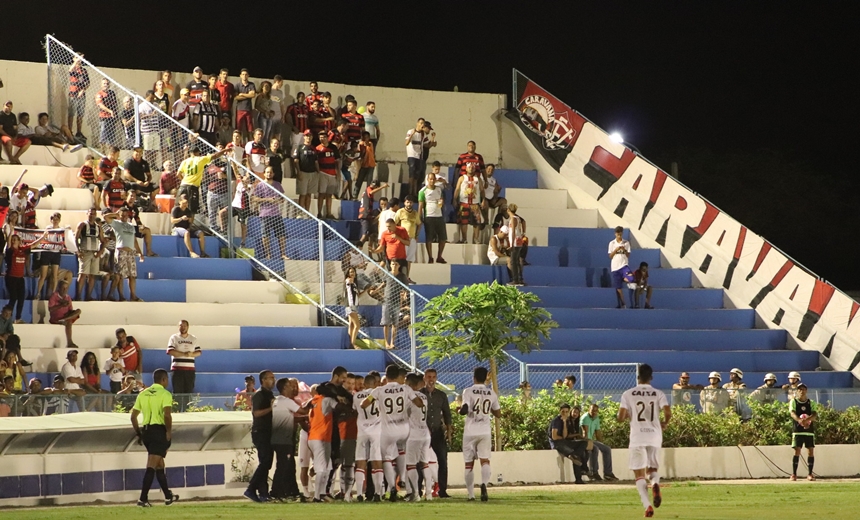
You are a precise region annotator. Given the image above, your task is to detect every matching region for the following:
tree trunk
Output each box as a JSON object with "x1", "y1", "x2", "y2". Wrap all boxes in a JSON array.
[{"x1": 490, "y1": 357, "x2": 501, "y2": 451}]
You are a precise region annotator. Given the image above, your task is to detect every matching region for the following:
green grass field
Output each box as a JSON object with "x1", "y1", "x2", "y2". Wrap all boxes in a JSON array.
[{"x1": 2, "y1": 481, "x2": 857, "y2": 520}]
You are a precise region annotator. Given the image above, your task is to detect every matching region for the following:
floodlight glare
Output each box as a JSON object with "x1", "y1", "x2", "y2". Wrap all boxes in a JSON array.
[{"x1": 609, "y1": 132, "x2": 624, "y2": 144}]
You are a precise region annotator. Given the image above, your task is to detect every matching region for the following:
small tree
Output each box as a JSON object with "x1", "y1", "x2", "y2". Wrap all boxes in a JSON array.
[{"x1": 414, "y1": 282, "x2": 558, "y2": 448}]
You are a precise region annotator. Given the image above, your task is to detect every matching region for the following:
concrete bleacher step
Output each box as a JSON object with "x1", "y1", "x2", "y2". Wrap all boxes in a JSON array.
[
  {"x1": 546, "y1": 308, "x2": 756, "y2": 330},
  {"x1": 445, "y1": 167, "x2": 538, "y2": 190},
  {"x1": 509, "y1": 350, "x2": 819, "y2": 372},
  {"x1": 503, "y1": 187, "x2": 571, "y2": 210},
  {"x1": 515, "y1": 207, "x2": 598, "y2": 229},
  {"x1": 27, "y1": 301, "x2": 316, "y2": 327},
  {"x1": 143, "y1": 349, "x2": 389, "y2": 379},
  {"x1": 413, "y1": 285, "x2": 725, "y2": 309},
  {"x1": 547, "y1": 227, "x2": 629, "y2": 249},
  {"x1": 0, "y1": 163, "x2": 80, "y2": 188},
  {"x1": 525, "y1": 247, "x2": 661, "y2": 269},
  {"x1": 19, "y1": 187, "x2": 94, "y2": 210},
  {"x1": 35, "y1": 209, "x2": 173, "y2": 235},
  {"x1": 416, "y1": 223, "x2": 550, "y2": 247},
  {"x1": 18, "y1": 325, "x2": 356, "y2": 361},
  {"x1": 442, "y1": 264, "x2": 692, "y2": 287},
  {"x1": 534, "y1": 328, "x2": 786, "y2": 351}
]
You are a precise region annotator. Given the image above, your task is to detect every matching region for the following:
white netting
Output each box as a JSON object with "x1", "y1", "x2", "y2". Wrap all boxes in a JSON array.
[
  {"x1": 523, "y1": 363, "x2": 639, "y2": 391},
  {"x1": 45, "y1": 35, "x2": 424, "y2": 370}
]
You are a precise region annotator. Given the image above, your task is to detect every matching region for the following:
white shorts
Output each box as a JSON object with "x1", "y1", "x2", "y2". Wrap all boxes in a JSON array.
[
  {"x1": 462, "y1": 434, "x2": 492, "y2": 462},
  {"x1": 356, "y1": 433, "x2": 382, "y2": 462},
  {"x1": 308, "y1": 439, "x2": 331, "y2": 476},
  {"x1": 405, "y1": 436, "x2": 431, "y2": 466},
  {"x1": 299, "y1": 429, "x2": 310, "y2": 468},
  {"x1": 405, "y1": 240, "x2": 417, "y2": 262},
  {"x1": 380, "y1": 430, "x2": 409, "y2": 462},
  {"x1": 316, "y1": 173, "x2": 338, "y2": 195},
  {"x1": 628, "y1": 445, "x2": 660, "y2": 471}
]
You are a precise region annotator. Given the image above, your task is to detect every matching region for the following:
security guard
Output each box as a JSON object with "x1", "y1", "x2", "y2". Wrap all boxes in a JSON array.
[{"x1": 131, "y1": 368, "x2": 180, "y2": 507}]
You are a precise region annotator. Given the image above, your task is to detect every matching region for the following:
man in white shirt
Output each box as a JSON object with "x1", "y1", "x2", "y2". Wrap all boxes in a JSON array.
[
  {"x1": 377, "y1": 198, "x2": 399, "y2": 241},
  {"x1": 404, "y1": 118, "x2": 425, "y2": 197},
  {"x1": 166, "y1": 319, "x2": 201, "y2": 411},
  {"x1": 458, "y1": 366, "x2": 501, "y2": 502},
  {"x1": 271, "y1": 377, "x2": 302, "y2": 501},
  {"x1": 60, "y1": 349, "x2": 87, "y2": 410},
  {"x1": 353, "y1": 373, "x2": 383, "y2": 502},
  {"x1": 618, "y1": 363, "x2": 671, "y2": 518},
  {"x1": 608, "y1": 226, "x2": 632, "y2": 308},
  {"x1": 418, "y1": 172, "x2": 447, "y2": 264},
  {"x1": 363, "y1": 101, "x2": 380, "y2": 151},
  {"x1": 404, "y1": 373, "x2": 437, "y2": 501},
  {"x1": 361, "y1": 364, "x2": 423, "y2": 502}
]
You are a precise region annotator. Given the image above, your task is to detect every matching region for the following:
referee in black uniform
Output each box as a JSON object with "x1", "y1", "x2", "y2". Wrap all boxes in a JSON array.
[{"x1": 131, "y1": 368, "x2": 180, "y2": 507}]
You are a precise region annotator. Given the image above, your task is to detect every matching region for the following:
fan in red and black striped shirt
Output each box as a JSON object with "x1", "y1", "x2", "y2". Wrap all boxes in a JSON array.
[
  {"x1": 305, "y1": 81, "x2": 323, "y2": 108},
  {"x1": 308, "y1": 100, "x2": 331, "y2": 138},
  {"x1": 186, "y1": 67, "x2": 208, "y2": 106},
  {"x1": 287, "y1": 92, "x2": 309, "y2": 133},
  {"x1": 454, "y1": 140, "x2": 486, "y2": 179},
  {"x1": 328, "y1": 121, "x2": 348, "y2": 153},
  {"x1": 98, "y1": 147, "x2": 120, "y2": 182},
  {"x1": 342, "y1": 100, "x2": 365, "y2": 142}
]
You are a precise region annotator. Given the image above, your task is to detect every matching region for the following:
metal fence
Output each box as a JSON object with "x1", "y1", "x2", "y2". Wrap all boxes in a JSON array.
[
  {"x1": 44, "y1": 35, "x2": 427, "y2": 371},
  {"x1": 0, "y1": 393, "x2": 244, "y2": 416},
  {"x1": 519, "y1": 362, "x2": 640, "y2": 391}
]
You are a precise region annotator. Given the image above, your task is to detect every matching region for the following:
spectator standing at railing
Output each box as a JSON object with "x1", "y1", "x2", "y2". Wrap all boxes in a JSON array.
[
  {"x1": 315, "y1": 132, "x2": 340, "y2": 220},
  {"x1": 154, "y1": 70, "x2": 177, "y2": 100},
  {"x1": 245, "y1": 128, "x2": 267, "y2": 177},
  {"x1": 192, "y1": 89, "x2": 220, "y2": 147},
  {"x1": 255, "y1": 81, "x2": 276, "y2": 144},
  {"x1": 67, "y1": 54, "x2": 90, "y2": 140},
  {"x1": 217, "y1": 113, "x2": 233, "y2": 148},
  {"x1": 751, "y1": 373, "x2": 780, "y2": 404},
  {"x1": 170, "y1": 89, "x2": 193, "y2": 163},
  {"x1": 252, "y1": 166, "x2": 286, "y2": 260},
  {"x1": 395, "y1": 195, "x2": 421, "y2": 283},
  {"x1": 103, "y1": 207, "x2": 144, "y2": 301},
  {"x1": 270, "y1": 76, "x2": 286, "y2": 141},
  {"x1": 214, "y1": 69, "x2": 235, "y2": 122},
  {"x1": 185, "y1": 67, "x2": 207, "y2": 106},
  {"x1": 306, "y1": 82, "x2": 323, "y2": 108},
  {"x1": 116, "y1": 327, "x2": 143, "y2": 380},
  {"x1": 206, "y1": 75, "x2": 221, "y2": 113},
  {"x1": 287, "y1": 92, "x2": 309, "y2": 135},
  {"x1": 454, "y1": 140, "x2": 486, "y2": 180},
  {"x1": 783, "y1": 371, "x2": 802, "y2": 400},
  {"x1": 166, "y1": 319, "x2": 202, "y2": 412},
  {"x1": 74, "y1": 208, "x2": 105, "y2": 301},
  {"x1": 671, "y1": 372, "x2": 704, "y2": 406},
  {"x1": 0, "y1": 101, "x2": 31, "y2": 165},
  {"x1": 419, "y1": 172, "x2": 448, "y2": 265},
  {"x1": 234, "y1": 69, "x2": 257, "y2": 141},
  {"x1": 363, "y1": 101, "x2": 380, "y2": 152},
  {"x1": 405, "y1": 119, "x2": 426, "y2": 198},
  {"x1": 95, "y1": 78, "x2": 120, "y2": 151},
  {"x1": 453, "y1": 162, "x2": 485, "y2": 244},
  {"x1": 700, "y1": 372, "x2": 728, "y2": 414},
  {"x1": 119, "y1": 98, "x2": 136, "y2": 149},
  {"x1": 292, "y1": 130, "x2": 318, "y2": 213},
  {"x1": 723, "y1": 368, "x2": 747, "y2": 412},
  {"x1": 139, "y1": 90, "x2": 162, "y2": 168},
  {"x1": 354, "y1": 131, "x2": 377, "y2": 199},
  {"x1": 267, "y1": 137, "x2": 288, "y2": 183},
  {"x1": 176, "y1": 145, "x2": 229, "y2": 215},
  {"x1": 420, "y1": 121, "x2": 437, "y2": 176}
]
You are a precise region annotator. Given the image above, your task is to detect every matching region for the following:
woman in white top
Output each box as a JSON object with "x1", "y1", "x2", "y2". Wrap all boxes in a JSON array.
[
  {"x1": 35, "y1": 212, "x2": 63, "y2": 299},
  {"x1": 345, "y1": 267, "x2": 365, "y2": 349},
  {"x1": 481, "y1": 164, "x2": 505, "y2": 224}
]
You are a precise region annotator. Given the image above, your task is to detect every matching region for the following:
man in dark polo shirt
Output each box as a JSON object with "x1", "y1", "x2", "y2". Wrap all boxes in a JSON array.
[
  {"x1": 548, "y1": 403, "x2": 589, "y2": 484},
  {"x1": 422, "y1": 369, "x2": 452, "y2": 498},
  {"x1": 131, "y1": 369, "x2": 180, "y2": 507},
  {"x1": 245, "y1": 370, "x2": 276, "y2": 503},
  {"x1": 123, "y1": 147, "x2": 155, "y2": 191}
]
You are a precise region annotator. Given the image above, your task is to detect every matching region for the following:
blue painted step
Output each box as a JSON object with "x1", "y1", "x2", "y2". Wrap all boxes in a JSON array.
[
  {"x1": 527, "y1": 328, "x2": 786, "y2": 351},
  {"x1": 548, "y1": 227, "x2": 629, "y2": 249},
  {"x1": 526, "y1": 247, "x2": 661, "y2": 269},
  {"x1": 545, "y1": 308, "x2": 755, "y2": 330},
  {"x1": 412, "y1": 285, "x2": 725, "y2": 310},
  {"x1": 449, "y1": 265, "x2": 691, "y2": 288},
  {"x1": 143, "y1": 349, "x2": 387, "y2": 374}
]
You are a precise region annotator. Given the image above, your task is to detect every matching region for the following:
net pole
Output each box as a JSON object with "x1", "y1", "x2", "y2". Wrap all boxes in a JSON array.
[
  {"x1": 46, "y1": 38, "x2": 53, "y2": 123},
  {"x1": 318, "y1": 220, "x2": 326, "y2": 315},
  {"x1": 226, "y1": 160, "x2": 235, "y2": 258},
  {"x1": 409, "y1": 295, "x2": 417, "y2": 368},
  {"x1": 133, "y1": 96, "x2": 141, "y2": 148},
  {"x1": 580, "y1": 365, "x2": 585, "y2": 391}
]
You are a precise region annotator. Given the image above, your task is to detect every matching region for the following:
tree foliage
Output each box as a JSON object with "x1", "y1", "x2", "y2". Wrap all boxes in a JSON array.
[{"x1": 414, "y1": 282, "x2": 558, "y2": 369}]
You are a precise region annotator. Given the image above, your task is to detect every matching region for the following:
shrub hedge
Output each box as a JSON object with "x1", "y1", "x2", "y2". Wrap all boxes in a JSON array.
[{"x1": 447, "y1": 387, "x2": 860, "y2": 451}]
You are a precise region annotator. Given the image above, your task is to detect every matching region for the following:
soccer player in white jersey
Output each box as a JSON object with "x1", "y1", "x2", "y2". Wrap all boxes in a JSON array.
[
  {"x1": 459, "y1": 366, "x2": 501, "y2": 502},
  {"x1": 353, "y1": 373, "x2": 382, "y2": 502},
  {"x1": 361, "y1": 364, "x2": 423, "y2": 502},
  {"x1": 405, "y1": 373, "x2": 438, "y2": 502},
  {"x1": 618, "y1": 364, "x2": 672, "y2": 518}
]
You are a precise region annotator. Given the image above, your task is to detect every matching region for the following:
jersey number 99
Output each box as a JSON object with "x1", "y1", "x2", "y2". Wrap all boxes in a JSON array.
[{"x1": 384, "y1": 396, "x2": 405, "y2": 414}]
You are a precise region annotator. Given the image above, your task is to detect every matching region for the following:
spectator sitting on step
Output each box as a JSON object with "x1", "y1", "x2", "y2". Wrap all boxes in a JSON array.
[
  {"x1": 783, "y1": 371, "x2": 802, "y2": 400},
  {"x1": 159, "y1": 160, "x2": 182, "y2": 196},
  {"x1": 172, "y1": 194, "x2": 209, "y2": 258},
  {"x1": 548, "y1": 403, "x2": 588, "y2": 484},
  {"x1": 49, "y1": 281, "x2": 82, "y2": 348},
  {"x1": 17, "y1": 112, "x2": 81, "y2": 152},
  {"x1": 0, "y1": 100, "x2": 31, "y2": 165},
  {"x1": 35, "y1": 112, "x2": 78, "y2": 146},
  {"x1": 751, "y1": 373, "x2": 781, "y2": 404},
  {"x1": 581, "y1": 403, "x2": 618, "y2": 481},
  {"x1": 104, "y1": 346, "x2": 126, "y2": 393},
  {"x1": 234, "y1": 375, "x2": 256, "y2": 411},
  {"x1": 0, "y1": 305, "x2": 15, "y2": 343},
  {"x1": 481, "y1": 164, "x2": 505, "y2": 226},
  {"x1": 700, "y1": 372, "x2": 729, "y2": 414},
  {"x1": 22, "y1": 377, "x2": 53, "y2": 416},
  {"x1": 123, "y1": 146, "x2": 156, "y2": 190},
  {"x1": 632, "y1": 262, "x2": 654, "y2": 309},
  {"x1": 77, "y1": 155, "x2": 102, "y2": 209},
  {"x1": 115, "y1": 327, "x2": 143, "y2": 380},
  {"x1": 122, "y1": 191, "x2": 158, "y2": 256},
  {"x1": 488, "y1": 225, "x2": 511, "y2": 278}
]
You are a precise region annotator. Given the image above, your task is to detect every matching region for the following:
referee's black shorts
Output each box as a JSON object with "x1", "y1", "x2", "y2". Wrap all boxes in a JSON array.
[{"x1": 142, "y1": 424, "x2": 171, "y2": 457}]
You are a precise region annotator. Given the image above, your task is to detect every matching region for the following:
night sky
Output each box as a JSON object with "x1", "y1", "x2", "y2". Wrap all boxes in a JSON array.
[{"x1": 2, "y1": 2, "x2": 857, "y2": 288}]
